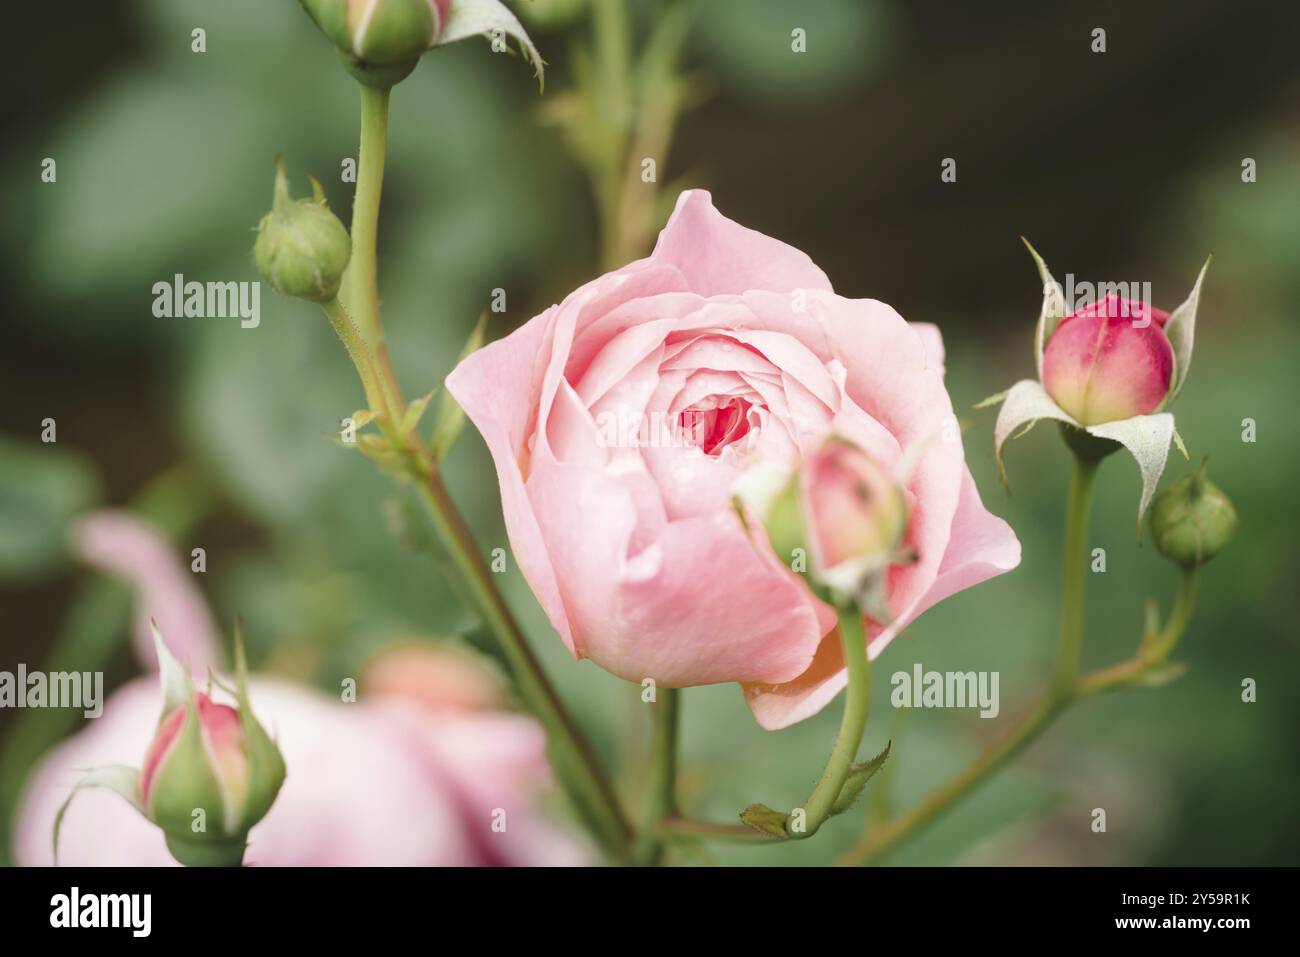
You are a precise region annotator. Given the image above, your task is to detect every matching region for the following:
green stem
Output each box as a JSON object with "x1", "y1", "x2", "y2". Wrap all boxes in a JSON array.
[
  {"x1": 412, "y1": 471, "x2": 631, "y2": 857},
  {"x1": 1077, "y1": 568, "x2": 1198, "y2": 696},
  {"x1": 658, "y1": 816, "x2": 779, "y2": 843},
  {"x1": 631, "y1": 686, "x2": 679, "y2": 865},
  {"x1": 839, "y1": 689, "x2": 1066, "y2": 865},
  {"x1": 348, "y1": 84, "x2": 406, "y2": 418},
  {"x1": 1050, "y1": 455, "x2": 1099, "y2": 699},
  {"x1": 794, "y1": 609, "x2": 872, "y2": 838},
  {"x1": 322, "y1": 297, "x2": 386, "y2": 417},
  {"x1": 336, "y1": 80, "x2": 629, "y2": 860},
  {"x1": 839, "y1": 465, "x2": 1205, "y2": 867},
  {"x1": 591, "y1": 0, "x2": 632, "y2": 270}
]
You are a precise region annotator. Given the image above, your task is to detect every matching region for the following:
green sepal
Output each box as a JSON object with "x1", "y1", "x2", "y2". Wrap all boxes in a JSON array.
[
  {"x1": 151, "y1": 620, "x2": 193, "y2": 716},
  {"x1": 739, "y1": 803, "x2": 791, "y2": 838},
  {"x1": 831, "y1": 741, "x2": 892, "y2": 816},
  {"x1": 148, "y1": 690, "x2": 227, "y2": 842},
  {"x1": 233, "y1": 620, "x2": 287, "y2": 835},
  {"x1": 53, "y1": 765, "x2": 145, "y2": 864},
  {"x1": 431, "y1": 313, "x2": 488, "y2": 461}
]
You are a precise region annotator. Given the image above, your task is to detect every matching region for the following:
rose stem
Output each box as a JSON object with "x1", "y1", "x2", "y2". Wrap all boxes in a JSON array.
[
  {"x1": 793, "y1": 608, "x2": 872, "y2": 838},
  {"x1": 338, "y1": 81, "x2": 632, "y2": 858},
  {"x1": 631, "y1": 686, "x2": 680, "y2": 865},
  {"x1": 839, "y1": 459, "x2": 1200, "y2": 866}
]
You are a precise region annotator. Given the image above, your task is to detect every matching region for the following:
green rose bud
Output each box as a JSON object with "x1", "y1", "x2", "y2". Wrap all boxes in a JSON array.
[
  {"x1": 53, "y1": 624, "x2": 287, "y2": 868},
  {"x1": 254, "y1": 156, "x2": 351, "y2": 303},
  {"x1": 1149, "y1": 459, "x2": 1237, "y2": 568},
  {"x1": 299, "y1": 0, "x2": 444, "y2": 87},
  {"x1": 298, "y1": 0, "x2": 545, "y2": 90}
]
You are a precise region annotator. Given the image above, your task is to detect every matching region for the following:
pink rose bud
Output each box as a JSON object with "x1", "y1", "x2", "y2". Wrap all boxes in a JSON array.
[
  {"x1": 804, "y1": 440, "x2": 909, "y2": 573},
  {"x1": 138, "y1": 628, "x2": 285, "y2": 866},
  {"x1": 761, "y1": 438, "x2": 910, "y2": 616},
  {"x1": 1041, "y1": 293, "x2": 1175, "y2": 425}
]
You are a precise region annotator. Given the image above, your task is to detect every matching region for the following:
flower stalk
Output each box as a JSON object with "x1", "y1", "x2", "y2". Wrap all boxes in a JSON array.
[
  {"x1": 839, "y1": 463, "x2": 1208, "y2": 867},
  {"x1": 306, "y1": 81, "x2": 632, "y2": 860},
  {"x1": 631, "y1": 686, "x2": 680, "y2": 865}
]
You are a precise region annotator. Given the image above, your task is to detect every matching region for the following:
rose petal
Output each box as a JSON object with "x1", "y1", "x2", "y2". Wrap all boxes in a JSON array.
[{"x1": 650, "y1": 190, "x2": 833, "y2": 297}]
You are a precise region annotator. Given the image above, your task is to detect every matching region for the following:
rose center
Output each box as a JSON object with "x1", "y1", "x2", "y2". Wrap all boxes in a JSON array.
[{"x1": 680, "y1": 396, "x2": 758, "y2": 455}]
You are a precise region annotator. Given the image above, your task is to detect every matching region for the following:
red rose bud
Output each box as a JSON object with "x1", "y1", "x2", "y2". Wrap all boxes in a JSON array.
[
  {"x1": 142, "y1": 626, "x2": 285, "y2": 867},
  {"x1": 1041, "y1": 293, "x2": 1175, "y2": 425},
  {"x1": 758, "y1": 438, "x2": 910, "y2": 615}
]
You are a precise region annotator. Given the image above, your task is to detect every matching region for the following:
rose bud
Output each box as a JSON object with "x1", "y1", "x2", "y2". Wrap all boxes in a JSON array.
[
  {"x1": 141, "y1": 689, "x2": 285, "y2": 867},
  {"x1": 299, "y1": 0, "x2": 543, "y2": 89},
  {"x1": 1041, "y1": 293, "x2": 1175, "y2": 426},
  {"x1": 1149, "y1": 459, "x2": 1237, "y2": 568},
  {"x1": 758, "y1": 438, "x2": 911, "y2": 618},
  {"x1": 53, "y1": 624, "x2": 286, "y2": 868},
  {"x1": 254, "y1": 156, "x2": 351, "y2": 303},
  {"x1": 299, "y1": 0, "x2": 446, "y2": 86}
]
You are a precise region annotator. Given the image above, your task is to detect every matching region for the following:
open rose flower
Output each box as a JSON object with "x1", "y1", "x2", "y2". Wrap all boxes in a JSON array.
[{"x1": 447, "y1": 190, "x2": 1020, "y2": 730}]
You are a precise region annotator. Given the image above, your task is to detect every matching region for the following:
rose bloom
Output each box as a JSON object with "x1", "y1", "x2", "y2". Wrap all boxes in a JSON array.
[
  {"x1": 1041, "y1": 293, "x2": 1174, "y2": 425},
  {"x1": 448, "y1": 191, "x2": 1020, "y2": 729}
]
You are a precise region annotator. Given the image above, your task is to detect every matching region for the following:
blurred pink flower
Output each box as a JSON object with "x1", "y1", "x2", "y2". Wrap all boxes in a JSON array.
[
  {"x1": 71, "y1": 510, "x2": 220, "y2": 675},
  {"x1": 17, "y1": 511, "x2": 588, "y2": 866}
]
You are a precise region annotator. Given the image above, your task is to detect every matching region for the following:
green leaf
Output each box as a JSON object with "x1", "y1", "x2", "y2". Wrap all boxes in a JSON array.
[
  {"x1": 431, "y1": 313, "x2": 488, "y2": 461},
  {"x1": 739, "y1": 803, "x2": 790, "y2": 838},
  {"x1": 0, "y1": 436, "x2": 101, "y2": 582},
  {"x1": 831, "y1": 741, "x2": 892, "y2": 815}
]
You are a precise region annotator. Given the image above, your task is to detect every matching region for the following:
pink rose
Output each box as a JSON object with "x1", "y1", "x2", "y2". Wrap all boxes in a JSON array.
[
  {"x1": 447, "y1": 190, "x2": 1021, "y2": 730},
  {"x1": 1041, "y1": 293, "x2": 1175, "y2": 425}
]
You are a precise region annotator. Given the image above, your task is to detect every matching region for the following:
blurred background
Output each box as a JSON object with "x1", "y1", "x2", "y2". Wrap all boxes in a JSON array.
[{"x1": 2, "y1": 0, "x2": 1297, "y2": 866}]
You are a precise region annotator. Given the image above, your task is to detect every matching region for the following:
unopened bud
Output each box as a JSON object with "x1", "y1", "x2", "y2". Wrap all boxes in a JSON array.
[
  {"x1": 1149, "y1": 459, "x2": 1237, "y2": 568},
  {"x1": 254, "y1": 157, "x2": 351, "y2": 302}
]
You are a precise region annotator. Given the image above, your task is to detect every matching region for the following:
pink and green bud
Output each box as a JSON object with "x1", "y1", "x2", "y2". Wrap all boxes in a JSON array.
[
  {"x1": 299, "y1": 0, "x2": 544, "y2": 90},
  {"x1": 758, "y1": 438, "x2": 910, "y2": 616},
  {"x1": 53, "y1": 624, "x2": 286, "y2": 868},
  {"x1": 140, "y1": 688, "x2": 283, "y2": 867},
  {"x1": 299, "y1": 0, "x2": 450, "y2": 86},
  {"x1": 1041, "y1": 293, "x2": 1175, "y2": 425}
]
